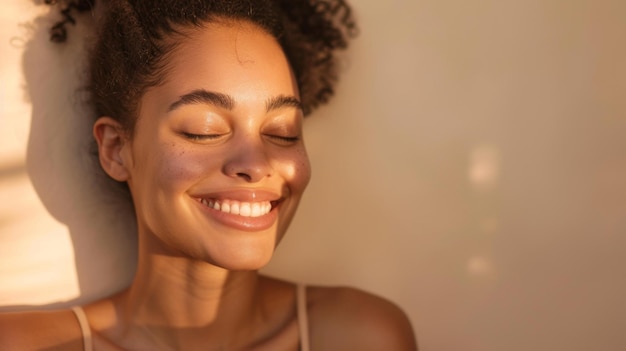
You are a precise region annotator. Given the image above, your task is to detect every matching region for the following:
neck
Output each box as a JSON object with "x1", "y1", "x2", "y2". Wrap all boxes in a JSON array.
[{"x1": 112, "y1": 233, "x2": 267, "y2": 349}]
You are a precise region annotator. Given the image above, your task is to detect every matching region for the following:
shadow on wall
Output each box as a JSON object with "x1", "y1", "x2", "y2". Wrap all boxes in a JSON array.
[{"x1": 5, "y1": 3, "x2": 138, "y2": 310}]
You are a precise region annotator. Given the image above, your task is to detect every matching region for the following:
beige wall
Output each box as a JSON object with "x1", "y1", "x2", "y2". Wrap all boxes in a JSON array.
[{"x1": 1, "y1": 0, "x2": 625, "y2": 350}]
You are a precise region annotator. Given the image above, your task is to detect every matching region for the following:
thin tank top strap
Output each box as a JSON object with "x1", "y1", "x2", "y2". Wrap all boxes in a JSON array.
[
  {"x1": 71, "y1": 306, "x2": 93, "y2": 351},
  {"x1": 296, "y1": 284, "x2": 310, "y2": 351},
  {"x1": 71, "y1": 291, "x2": 308, "y2": 351}
]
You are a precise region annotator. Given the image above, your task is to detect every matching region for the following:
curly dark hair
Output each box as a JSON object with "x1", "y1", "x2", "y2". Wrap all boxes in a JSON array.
[{"x1": 45, "y1": 0, "x2": 357, "y2": 134}]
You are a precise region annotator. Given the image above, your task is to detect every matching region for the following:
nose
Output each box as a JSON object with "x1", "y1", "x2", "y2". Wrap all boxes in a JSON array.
[{"x1": 222, "y1": 138, "x2": 273, "y2": 183}]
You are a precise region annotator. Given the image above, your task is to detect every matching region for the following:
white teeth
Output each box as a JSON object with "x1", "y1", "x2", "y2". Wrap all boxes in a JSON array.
[
  {"x1": 251, "y1": 203, "x2": 261, "y2": 217},
  {"x1": 240, "y1": 203, "x2": 251, "y2": 217},
  {"x1": 231, "y1": 202, "x2": 240, "y2": 215},
  {"x1": 199, "y1": 198, "x2": 273, "y2": 217},
  {"x1": 221, "y1": 202, "x2": 230, "y2": 213}
]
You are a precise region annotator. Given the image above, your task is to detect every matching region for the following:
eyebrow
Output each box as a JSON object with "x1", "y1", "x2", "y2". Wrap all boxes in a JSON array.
[
  {"x1": 167, "y1": 89, "x2": 302, "y2": 113},
  {"x1": 168, "y1": 89, "x2": 235, "y2": 111},
  {"x1": 265, "y1": 95, "x2": 303, "y2": 112}
]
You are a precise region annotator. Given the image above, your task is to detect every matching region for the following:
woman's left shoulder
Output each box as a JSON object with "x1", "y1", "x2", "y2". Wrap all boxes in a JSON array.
[{"x1": 306, "y1": 286, "x2": 418, "y2": 351}]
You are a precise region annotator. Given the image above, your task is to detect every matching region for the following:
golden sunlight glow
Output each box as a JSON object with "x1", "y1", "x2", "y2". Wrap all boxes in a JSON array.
[
  {"x1": 468, "y1": 144, "x2": 500, "y2": 189},
  {"x1": 467, "y1": 255, "x2": 494, "y2": 277}
]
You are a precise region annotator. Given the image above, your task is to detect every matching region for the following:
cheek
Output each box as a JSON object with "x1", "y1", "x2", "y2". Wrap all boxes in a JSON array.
[
  {"x1": 149, "y1": 142, "x2": 217, "y2": 191},
  {"x1": 276, "y1": 147, "x2": 311, "y2": 193},
  {"x1": 296, "y1": 148, "x2": 312, "y2": 190}
]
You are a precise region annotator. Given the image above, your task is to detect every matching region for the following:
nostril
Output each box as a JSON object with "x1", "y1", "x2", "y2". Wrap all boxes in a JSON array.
[
  {"x1": 236, "y1": 172, "x2": 252, "y2": 181},
  {"x1": 224, "y1": 159, "x2": 273, "y2": 183}
]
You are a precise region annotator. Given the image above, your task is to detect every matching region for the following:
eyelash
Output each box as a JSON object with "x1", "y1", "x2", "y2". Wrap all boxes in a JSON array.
[
  {"x1": 267, "y1": 135, "x2": 300, "y2": 143},
  {"x1": 181, "y1": 132, "x2": 223, "y2": 141},
  {"x1": 181, "y1": 132, "x2": 300, "y2": 144}
]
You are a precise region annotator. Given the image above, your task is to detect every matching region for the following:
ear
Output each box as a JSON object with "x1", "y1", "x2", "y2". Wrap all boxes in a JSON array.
[{"x1": 93, "y1": 117, "x2": 132, "y2": 181}]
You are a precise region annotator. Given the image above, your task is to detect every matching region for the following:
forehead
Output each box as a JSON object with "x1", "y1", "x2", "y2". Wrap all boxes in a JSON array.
[{"x1": 151, "y1": 20, "x2": 298, "y2": 106}]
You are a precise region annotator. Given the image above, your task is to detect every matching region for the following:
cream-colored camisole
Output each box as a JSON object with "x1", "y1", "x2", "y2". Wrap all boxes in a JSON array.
[{"x1": 71, "y1": 284, "x2": 310, "y2": 351}]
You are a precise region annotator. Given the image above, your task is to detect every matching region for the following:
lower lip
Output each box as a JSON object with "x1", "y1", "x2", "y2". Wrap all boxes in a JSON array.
[{"x1": 194, "y1": 199, "x2": 280, "y2": 232}]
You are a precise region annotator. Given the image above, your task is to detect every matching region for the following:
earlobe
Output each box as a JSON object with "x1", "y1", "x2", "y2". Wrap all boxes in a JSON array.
[{"x1": 93, "y1": 117, "x2": 131, "y2": 181}]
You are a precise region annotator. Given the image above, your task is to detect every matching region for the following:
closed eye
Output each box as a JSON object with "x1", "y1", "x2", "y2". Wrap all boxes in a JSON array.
[
  {"x1": 181, "y1": 132, "x2": 224, "y2": 141},
  {"x1": 265, "y1": 134, "x2": 300, "y2": 145}
]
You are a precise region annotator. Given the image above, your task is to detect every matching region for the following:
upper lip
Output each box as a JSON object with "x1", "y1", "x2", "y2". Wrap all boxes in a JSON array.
[{"x1": 190, "y1": 189, "x2": 283, "y2": 203}]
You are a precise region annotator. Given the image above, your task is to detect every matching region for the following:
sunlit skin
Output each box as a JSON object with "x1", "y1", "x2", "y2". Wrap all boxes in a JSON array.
[
  {"x1": 117, "y1": 21, "x2": 310, "y2": 272},
  {"x1": 92, "y1": 20, "x2": 311, "y2": 348},
  {"x1": 0, "y1": 19, "x2": 417, "y2": 351}
]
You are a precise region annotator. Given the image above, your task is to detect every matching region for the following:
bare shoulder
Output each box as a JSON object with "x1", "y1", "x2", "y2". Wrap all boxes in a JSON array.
[
  {"x1": 307, "y1": 286, "x2": 418, "y2": 351},
  {"x1": 0, "y1": 309, "x2": 83, "y2": 351}
]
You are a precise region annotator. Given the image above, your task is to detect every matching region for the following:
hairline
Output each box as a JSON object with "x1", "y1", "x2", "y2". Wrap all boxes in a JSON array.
[{"x1": 125, "y1": 17, "x2": 285, "y2": 138}]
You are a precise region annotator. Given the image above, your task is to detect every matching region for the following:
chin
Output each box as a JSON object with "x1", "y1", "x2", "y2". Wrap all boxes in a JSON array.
[
  {"x1": 202, "y1": 242, "x2": 276, "y2": 271},
  {"x1": 214, "y1": 254, "x2": 273, "y2": 272}
]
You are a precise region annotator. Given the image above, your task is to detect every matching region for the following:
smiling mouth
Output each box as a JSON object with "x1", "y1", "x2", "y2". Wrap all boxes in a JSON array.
[{"x1": 196, "y1": 198, "x2": 279, "y2": 218}]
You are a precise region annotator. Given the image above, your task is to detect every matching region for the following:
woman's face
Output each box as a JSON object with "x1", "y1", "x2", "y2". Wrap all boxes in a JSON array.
[{"x1": 119, "y1": 21, "x2": 311, "y2": 270}]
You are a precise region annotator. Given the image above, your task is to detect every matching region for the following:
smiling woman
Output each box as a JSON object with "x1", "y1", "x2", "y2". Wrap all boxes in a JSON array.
[
  {"x1": 96, "y1": 21, "x2": 312, "y2": 270},
  {"x1": 0, "y1": 0, "x2": 416, "y2": 350}
]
